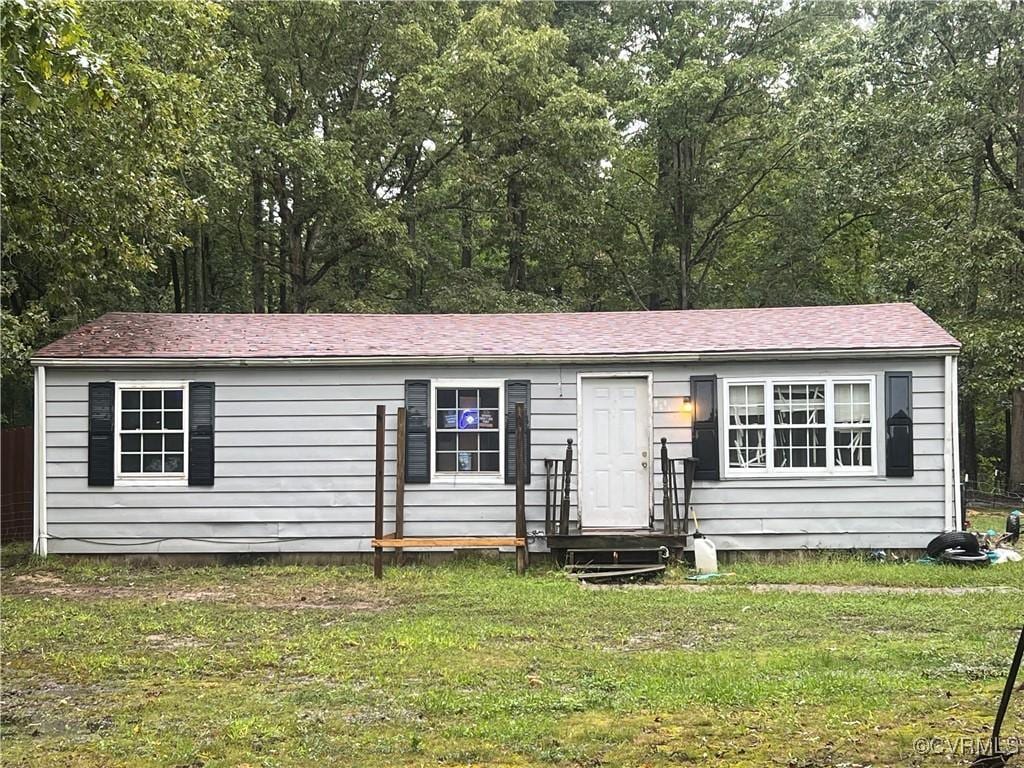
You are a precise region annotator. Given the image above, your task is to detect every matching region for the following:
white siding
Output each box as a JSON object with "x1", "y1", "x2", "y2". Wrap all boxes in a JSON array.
[{"x1": 43, "y1": 357, "x2": 947, "y2": 553}]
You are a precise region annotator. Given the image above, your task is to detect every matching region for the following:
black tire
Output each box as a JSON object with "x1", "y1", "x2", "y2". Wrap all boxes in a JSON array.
[
  {"x1": 1007, "y1": 513, "x2": 1021, "y2": 538},
  {"x1": 938, "y1": 549, "x2": 989, "y2": 566},
  {"x1": 926, "y1": 531, "x2": 980, "y2": 558}
]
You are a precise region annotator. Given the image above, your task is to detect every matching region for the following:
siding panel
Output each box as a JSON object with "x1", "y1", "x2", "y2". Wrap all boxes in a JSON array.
[{"x1": 45, "y1": 356, "x2": 948, "y2": 553}]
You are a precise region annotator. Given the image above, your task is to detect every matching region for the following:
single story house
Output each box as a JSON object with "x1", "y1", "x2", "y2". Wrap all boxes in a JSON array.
[{"x1": 30, "y1": 303, "x2": 961, "y2": 558}]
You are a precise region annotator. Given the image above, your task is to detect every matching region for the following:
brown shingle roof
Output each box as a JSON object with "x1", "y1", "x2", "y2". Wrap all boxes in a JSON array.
[{"x1": 33, "y1": 303, "x2": 959, "y2": 361}]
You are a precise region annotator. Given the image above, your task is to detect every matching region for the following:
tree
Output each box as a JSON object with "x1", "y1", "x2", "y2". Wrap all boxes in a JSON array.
[
  {"x1": 2, "y1": 0, "x2": 1018, "y2": 486},
  {"x1": 1, "y1": 0, "x2": 233, "y2": 422},
  {"x1": 605, "y1": 2, "x2": 840, "y2": 309},
  {"x1": 859, "y1": 1, "x2": 1024, "y2": 485}
]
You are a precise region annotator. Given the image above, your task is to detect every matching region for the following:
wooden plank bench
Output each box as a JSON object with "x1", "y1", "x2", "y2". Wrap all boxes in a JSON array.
[
  {"x1": 372, "y1": 534, "x2": 526, "y2": 549},
  {"x1": 372, "y1": 403, "x2": 529, "y2": 578}
]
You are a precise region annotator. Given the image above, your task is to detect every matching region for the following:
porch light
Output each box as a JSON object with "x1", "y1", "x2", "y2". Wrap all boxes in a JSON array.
[{"x1": 681, "y1": 396, "x2": 693, "y2": 414}]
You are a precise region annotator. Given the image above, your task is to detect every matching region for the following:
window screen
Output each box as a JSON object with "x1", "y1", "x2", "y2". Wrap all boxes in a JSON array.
[
  {"x1": 435, "y1": 387, "x2": 501, "y2": 474},
  {"x1": 118, "y1": 388, "x2": 186, "y2": 475}
]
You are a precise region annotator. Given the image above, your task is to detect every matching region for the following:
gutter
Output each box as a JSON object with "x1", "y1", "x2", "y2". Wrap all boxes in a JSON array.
[
  {"x1": 33, "y1": 365, "x2": 47, "y2": 557},
  {"x1": 943, "y1": 354, "x2": 957, "y2": 532},
  {"x1": 32, "y1": 346, "x2": 961, "y2": 369}
]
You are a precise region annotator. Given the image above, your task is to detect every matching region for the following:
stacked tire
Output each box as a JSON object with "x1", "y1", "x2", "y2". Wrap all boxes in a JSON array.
[{"x1": 925, "y1": 531, "x2": 989, "y2": 566}]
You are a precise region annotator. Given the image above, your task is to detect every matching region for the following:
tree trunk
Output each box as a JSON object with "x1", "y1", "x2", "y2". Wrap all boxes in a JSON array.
[
  {"x1": 278, "y1": 221, "x2": 290, "y2": 313},
  {"x1": 182, "y1": 244, "x2": 194, "y2": 312},
  {"x1": 650, "y1": 229, "x2": 665, "y2": 310},
  {"x1": 460, "y1": 205, "x2": 473, "y2": 269},
  {"x1": 252, "y1": 168, "x2": 265, "y2": 313},
  {"x1": 507, "y1": 169, "x2": 526, "y2": 290},
  {"x1": 405, "y1": 152, "x2": 421, "y2": 304},
  {"x1": 1010, "y1": 387, "x2": 1024, "y2": 492},
  {"x1": 1005, "y1": 408, "x2": 1013, "y2": 489},
  {"x1": 1016, "y1": 56, "x2": 1024, "y2": 213},
  {"x1": 192, "y1": 227, "x2": 207, "y2": 312},
  {"x1": 460, "y1": 129, "x2": 474, "y2": 270},
  {"x1": 169, "y1": 251, "x2": 182, "y2": 313},
  {"x1": 287, "y1": 176, "x2": 306, "y2": 313},
  {"x1": 201, "y1": 231, "x2": 213, "y2": 311},
  {"x1": 289, "y1": 229, "x2": 305, "y2": 312},
  {"x1": 679, "y1": 200, "x2": 694, "y2": 310},
  {"x1": 405, "y1": 214, "x2": 420, "y2": 304},
  {"x1": 649, "y1": 136, "x2": 672, "y2": 310},
  {"x1": 673, "y1": 137, "x2": 695, "y2": 310}
]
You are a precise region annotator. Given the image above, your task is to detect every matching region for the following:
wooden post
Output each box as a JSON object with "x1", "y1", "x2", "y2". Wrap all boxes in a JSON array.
[
  {"x1": 373, "y1": 404, "x2": 385, "y2": 579},
  {"x1": 559, "y1": 439, "x2": 572, "y2": 535},
  {"x1": 660, "y1": 437, "x2": 672, "y2": 535},
  {"x1": 395, "y1": 406, "x2": 406, "y2": 566},
  {"x1": 515, "y1": 402, "x2": 527, "y2": 575},
  {"x1": 544, "y1": 458, "x2": 553, "y2": 535},
  {"x1": 681, "y1": 457, "x2": 698, "y2": 536}
]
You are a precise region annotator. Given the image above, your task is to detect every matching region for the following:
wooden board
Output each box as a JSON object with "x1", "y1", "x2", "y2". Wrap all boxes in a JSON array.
[
  {"x1": 372, "y1": 536, "x2": 525, "y2": 549},
  {"x1": 572, "y1": 565, "x2": 666, "y2": 580}
]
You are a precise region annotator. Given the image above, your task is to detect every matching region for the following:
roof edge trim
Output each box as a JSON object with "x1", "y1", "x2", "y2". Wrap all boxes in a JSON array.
[{"x1": 32, "y1": 346, "x2": 961, "y2": 368}]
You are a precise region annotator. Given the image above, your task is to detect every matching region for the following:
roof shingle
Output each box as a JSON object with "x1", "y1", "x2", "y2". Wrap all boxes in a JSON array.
[{"x1": 33, "y1": 303, "x2": 959, "y2": 361}]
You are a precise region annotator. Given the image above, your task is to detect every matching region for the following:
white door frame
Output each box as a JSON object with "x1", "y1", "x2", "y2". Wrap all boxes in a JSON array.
[{"x1": 576, "y1": 371, "x2": 654, "y2": 529}]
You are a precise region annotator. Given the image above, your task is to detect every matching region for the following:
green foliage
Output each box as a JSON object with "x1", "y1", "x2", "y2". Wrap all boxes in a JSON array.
[
  {"x1": 1, "y1": 0, "x2": 240, "y2": 421},
  {"x1": 1, "y1": 0, "x2": 114, "y2": 111},
  {"x1": 1, "y1": 0, "x2": 1020, "y2": 473}
]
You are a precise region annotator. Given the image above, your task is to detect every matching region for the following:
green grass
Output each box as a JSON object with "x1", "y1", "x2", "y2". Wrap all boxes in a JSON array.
[
  {"x1": 967, "y1": 506, "x2": 1020, "y2": 537},
  {"x1": 695, "y1": 554, "x2": 1023, "y2": 588},
  {"x1": 2, "y1": 557, "x2": 1022, "y2": 767}
]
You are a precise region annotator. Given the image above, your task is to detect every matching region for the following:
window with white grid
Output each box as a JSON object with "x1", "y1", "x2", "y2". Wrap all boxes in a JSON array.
[
  {"x1": 116, "y1": 384, "x2": 187, "y2": 478},
  {"x1": 833, "y1": 382, "x2": 873, "y2": 468},
  {"x1": 772, "y1": 383, "x2": 826, "y2": 469},
  {"x1": 433, "y1": 386, "x2": 502, "y2": 475},
  {"x1": 723, "y1": 378, "x2": 876, "y2": 475},
  {"x1": 727, "y1": 384, "x2": 767, "y2": 469}
]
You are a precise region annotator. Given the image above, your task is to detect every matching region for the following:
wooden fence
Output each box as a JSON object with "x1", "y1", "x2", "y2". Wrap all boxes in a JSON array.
[{"x1": 1, "y1": 426, "x2": 33, "y2": 543}]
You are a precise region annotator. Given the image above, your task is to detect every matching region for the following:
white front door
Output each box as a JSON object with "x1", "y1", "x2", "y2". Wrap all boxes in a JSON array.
[{"x1": 580, "y1": 376, "x2": 651, "y2": 529}]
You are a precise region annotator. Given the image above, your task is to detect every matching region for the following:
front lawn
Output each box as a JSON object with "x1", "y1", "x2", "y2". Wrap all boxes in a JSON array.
[{"x1": 2, "y1": 556, "x2": 1021, "y2": 767}]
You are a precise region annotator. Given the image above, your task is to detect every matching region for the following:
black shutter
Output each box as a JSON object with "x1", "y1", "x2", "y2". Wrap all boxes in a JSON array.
[
  {"x1": 690, "y1": 375, "x2": 720, "y2": 481},
  {"x1": 505, "y1": 380, "x2": 531, "y2": 485},
  {"x1": 885, "y1": 371, "x2": 914, "y2": 477},
  {"x1": 188, "y1": 382, "x2": 216, "y2": 486},
  {"x1": 405, "y1": 380, "x2": 430, "y2": 483},
  {"x1": 87, "y1": 382, "x2": 115, "y2": 486}
]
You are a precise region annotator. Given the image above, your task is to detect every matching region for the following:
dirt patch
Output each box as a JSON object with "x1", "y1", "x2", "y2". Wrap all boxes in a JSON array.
[
  {"x1": 613, "y1": 622, "x2": 737, "y2": 653},
  {"x1": 583, "y1": 581, "x2": 1015, "y2": 596},
  {"x1": 618, "y1": 629, "x2": 700, "y2": 652},
  {"x1": 4, "y1": 575, "x2": 395, "y2": 611},
  {"x1": 10, "y1": 573, "x2": 64, "y2": 586},
  {"x1": 1, "y1": 679, "x2": 116, "y2": 739}
]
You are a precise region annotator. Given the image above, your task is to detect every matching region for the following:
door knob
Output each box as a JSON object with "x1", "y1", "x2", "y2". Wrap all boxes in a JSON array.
[{"x1": 642, "y1": 461, "x2": 648, "y2": 469}]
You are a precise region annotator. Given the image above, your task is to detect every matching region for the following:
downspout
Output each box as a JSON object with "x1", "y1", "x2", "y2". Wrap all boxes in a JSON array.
[
  {"x1": 943, "y1": 355, "x2": 955, "y2": 532},
  {"x1": 951, "y1": 355, "x2": 962, "y2": 530},
  {"x1": 33, "y1": 365, "x2": 48, "y2": 557}
]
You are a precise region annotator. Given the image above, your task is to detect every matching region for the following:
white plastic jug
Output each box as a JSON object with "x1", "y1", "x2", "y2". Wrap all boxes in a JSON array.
[{"x1": 694, "y1": 537, "x2": 718, "y2": 574}]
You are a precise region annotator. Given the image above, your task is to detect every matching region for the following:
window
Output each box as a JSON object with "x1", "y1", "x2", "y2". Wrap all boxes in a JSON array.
[
  {"x1": 772, "y1": 383, "x2": 826, "y2": 469},
  {"x1": 833, "y1": 381, "x2": 872, "y2": 468},
  {"x1": 727, "y1": 384, "x2": 766, "y2": 469},
  {"x1": 433, "y1": 384, "x2": 502, "y2": 476},
  {"x1": 724, "y1": 378, "x2": 875, "y2": 475},
  {"x1": 116, "y1": 382, "x2": 188, "y2": 482}
]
